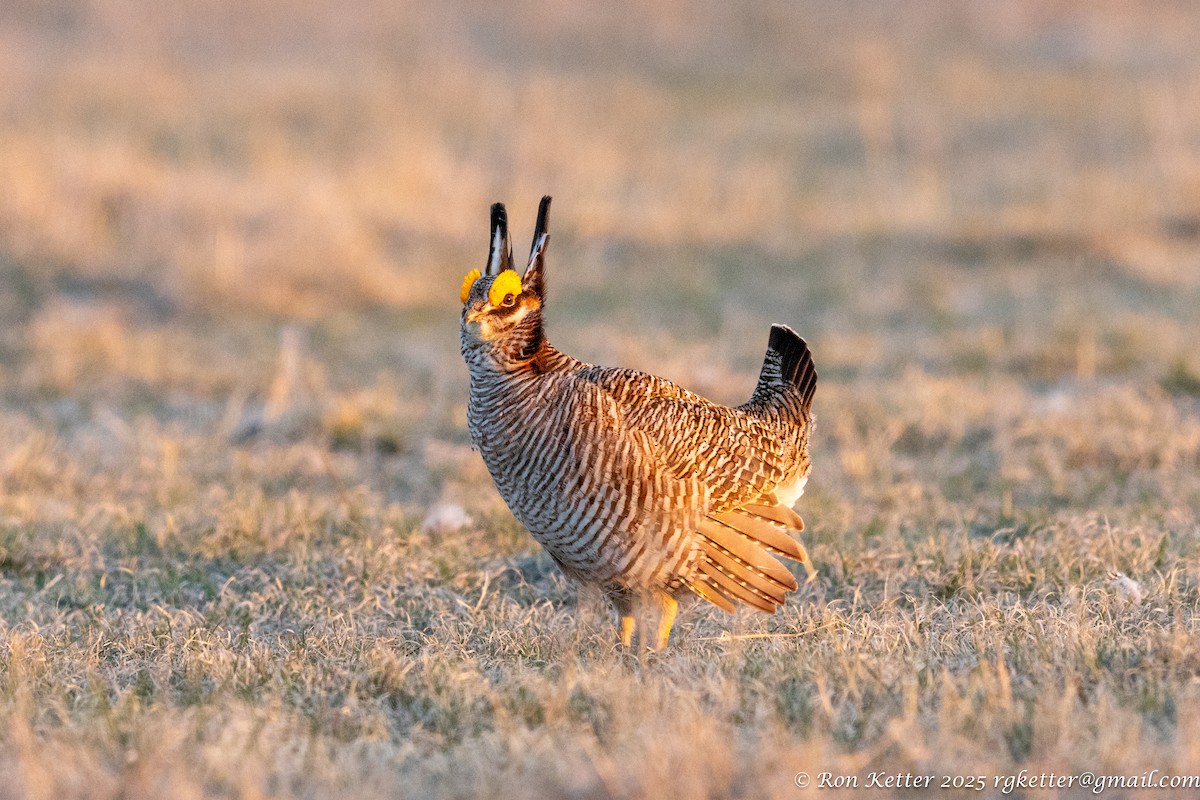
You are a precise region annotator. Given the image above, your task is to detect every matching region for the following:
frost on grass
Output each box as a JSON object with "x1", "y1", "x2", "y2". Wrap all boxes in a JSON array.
[
  {"x1": 422, "y1": 503, "x2": 472, "y2": 534},
  {"x1": 1107, "y1": 571, "x2": 1145, "y2": 605}
]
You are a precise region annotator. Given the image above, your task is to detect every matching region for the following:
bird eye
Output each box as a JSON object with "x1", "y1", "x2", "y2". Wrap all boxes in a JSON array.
[{"x1": 501, "y1": 293, "x2": 516, "y2": 307}]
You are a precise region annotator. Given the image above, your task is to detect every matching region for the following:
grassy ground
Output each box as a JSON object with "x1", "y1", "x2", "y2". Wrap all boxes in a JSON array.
[{"x1": 2, "y1": 1, "x2": 1200, "y2": 797}]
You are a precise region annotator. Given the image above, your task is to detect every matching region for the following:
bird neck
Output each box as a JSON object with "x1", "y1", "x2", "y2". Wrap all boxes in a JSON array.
[{"x1": 465, "y1": 336, "x2": 581, "y2": 384}]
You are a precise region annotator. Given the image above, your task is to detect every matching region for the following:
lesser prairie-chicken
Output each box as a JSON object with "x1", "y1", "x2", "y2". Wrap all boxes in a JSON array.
[{"x1": 460, "y1": 197, "x2": 817, "y2": 648}]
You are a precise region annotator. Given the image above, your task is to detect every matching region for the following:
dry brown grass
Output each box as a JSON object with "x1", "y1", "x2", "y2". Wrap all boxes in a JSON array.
[{"x1": 2, "y1": 1, "x2": 1200, "y2": 797}]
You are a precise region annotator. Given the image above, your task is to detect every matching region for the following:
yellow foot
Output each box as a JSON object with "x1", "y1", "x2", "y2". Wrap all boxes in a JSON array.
[
  {"x1": 654, "y1": 594, "x2": 678, "y2": 651},
  {"x1": 619, "y1": 614, "x2": 636, "y2": 648}
]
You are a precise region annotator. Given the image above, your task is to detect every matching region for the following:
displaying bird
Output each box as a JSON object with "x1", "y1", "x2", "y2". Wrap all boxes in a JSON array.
[{"x1": 460, "y1": 197, "x2": 817, "y2": 649}]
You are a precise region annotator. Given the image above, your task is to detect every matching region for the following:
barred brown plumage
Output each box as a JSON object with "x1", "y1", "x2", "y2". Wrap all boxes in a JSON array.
[{"x1": 461, "y1": 196, "x2": 817, "y2": 649}]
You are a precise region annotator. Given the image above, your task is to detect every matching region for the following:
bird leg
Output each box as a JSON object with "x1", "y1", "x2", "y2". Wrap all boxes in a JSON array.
[
  {"x1": 619, "y1": 615, "x2": 637, "y2": 648},
  {"x1": 609, "y1": 589, "x2": 637, "y2": 648},
  {"x1": 611, "y1": 589, "x2": 678, "y2": 649},
  {"x1": 654, "y1": 593, "x2": 679, "y2": 650}
]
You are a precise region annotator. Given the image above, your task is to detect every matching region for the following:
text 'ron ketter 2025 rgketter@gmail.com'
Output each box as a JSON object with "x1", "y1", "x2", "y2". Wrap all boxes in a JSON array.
[{"x1": 792, "y1": 769, "x2": 1200, "y2": 794}]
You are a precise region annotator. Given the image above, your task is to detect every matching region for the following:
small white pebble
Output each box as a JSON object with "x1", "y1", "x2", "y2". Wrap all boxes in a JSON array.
[
  {"x1": 1107, "y1": 571, "x2": 1144, "y2": 604},
  {"x1": 422, "y1": 502, "x2": 472, "y2": 533}
]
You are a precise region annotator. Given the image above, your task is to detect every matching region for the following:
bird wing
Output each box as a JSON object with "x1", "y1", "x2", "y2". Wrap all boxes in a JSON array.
[
  {"x1": 571, "y1": 369, "x2": 814, "y2": 612},
  {"x1": 548, "y1": 375, "x2": 708, "y2": 586},
  {"x1": 592, "y1": 369, "x2": 806, "y2": 510}
]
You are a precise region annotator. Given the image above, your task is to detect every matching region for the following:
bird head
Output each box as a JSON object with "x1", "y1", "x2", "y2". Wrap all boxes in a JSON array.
[{"x1": 460, "y1": 197, "x2": 550, "y2": 366}]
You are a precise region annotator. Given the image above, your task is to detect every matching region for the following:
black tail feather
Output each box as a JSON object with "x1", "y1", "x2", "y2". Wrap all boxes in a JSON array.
[{"x1": 752, "y1": 324, "x2": 816, "y2": 411}]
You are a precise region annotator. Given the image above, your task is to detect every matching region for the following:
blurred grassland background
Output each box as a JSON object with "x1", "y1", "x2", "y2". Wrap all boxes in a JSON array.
[{"x1": 1, "y1": 1, "x2": 1200, "y2": 798}]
